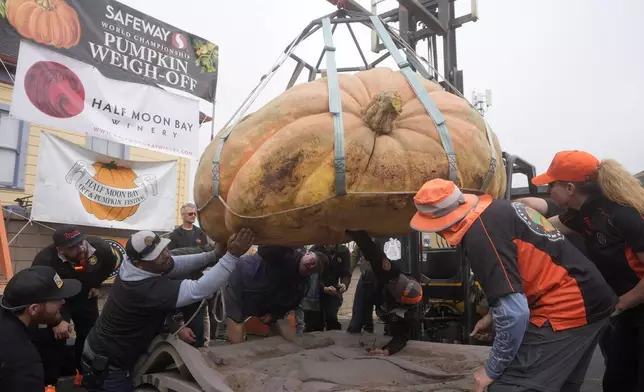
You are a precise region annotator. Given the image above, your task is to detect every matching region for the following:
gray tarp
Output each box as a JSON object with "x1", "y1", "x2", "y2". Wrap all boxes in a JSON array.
[{"x1": 202, "y1": 331, "x2": 489, "y2": 392}]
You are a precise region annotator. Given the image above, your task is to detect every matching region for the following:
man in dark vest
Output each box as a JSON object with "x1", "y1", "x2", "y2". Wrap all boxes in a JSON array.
[{"x1": 30, "y1": 226, "x2": 116, "y2": 386}]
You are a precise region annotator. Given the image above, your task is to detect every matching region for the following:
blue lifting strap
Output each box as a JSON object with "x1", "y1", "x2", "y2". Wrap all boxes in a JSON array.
[
  {"x1": 322, "y1": 17, "x2": 347, "y2": 196},
  {"x1": 370, "y1": 16, "x2": 458, "y2": 184}
]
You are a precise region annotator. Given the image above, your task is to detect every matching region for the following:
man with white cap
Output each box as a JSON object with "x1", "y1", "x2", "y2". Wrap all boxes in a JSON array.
[
  {"x1": 408, "y1": 178, "x2": 616, "y2": 392},
  {"x1": 80, "y1": 228, "x2": 254, "y2": 392}
]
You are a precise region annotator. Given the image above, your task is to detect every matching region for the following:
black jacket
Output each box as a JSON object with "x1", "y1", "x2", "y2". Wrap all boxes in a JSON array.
[
  {"x1": 0, "y1": 309, "x2": 44, "y2": 392},
  {"x1": 237, "y1": 246, "x2": 309, "y2": 321},
  {"x1": 347, "y1": 230, "x2": 418, "y2": 355},
  {"x1": 32, "y1": 236, "x2": 116, "y2": 321},
  {"x1": 310, "y1": 245, "x2": 352, "y2": 288}
]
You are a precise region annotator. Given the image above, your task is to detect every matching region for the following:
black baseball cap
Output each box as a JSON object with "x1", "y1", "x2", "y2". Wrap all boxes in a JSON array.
[
  {"x1": 0, "y1": 266, "x2": 82, "y2": 310},
  {"x1": 53, "y1": 225, "x2": 86, "y2": 248}
]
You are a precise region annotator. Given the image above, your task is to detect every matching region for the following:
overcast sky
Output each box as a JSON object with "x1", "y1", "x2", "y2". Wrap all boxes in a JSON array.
[{"x1": 118, "y1": 0, "x2": 644, "y2": 202}]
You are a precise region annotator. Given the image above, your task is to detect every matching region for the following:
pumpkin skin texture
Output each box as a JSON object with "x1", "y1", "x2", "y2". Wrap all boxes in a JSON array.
[
  {"x1": 80, "y1": 162, "x2": 140, "y2": 222},
  {"x1": 7, "y1": 0, "x2": 81, "y2": 49},
  {"x1": 195, "y1": 68, "x2": 506, "y2": 246}
]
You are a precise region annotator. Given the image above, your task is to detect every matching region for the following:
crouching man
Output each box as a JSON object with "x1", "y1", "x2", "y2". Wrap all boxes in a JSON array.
[
  {"x1": 80, "y1": 228, "x2": 254, "y2": 392},
  {"x1": 225, "y1": 246, "x2": 323, "y2": 343},
  {"x1": 345, "y1": 230, "x2": 423, "y2": 356},
  {"x1": 409, "y1": 179, "x2": 616, "y2": 392}
]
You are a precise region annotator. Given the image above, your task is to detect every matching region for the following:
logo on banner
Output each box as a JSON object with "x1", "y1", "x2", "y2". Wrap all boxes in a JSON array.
[
  {"x1": 171, "y1": 32, "x2": 189, "y2": 50},
  {"x1": 65, "y1": 160, "x2": 158, "y2": 222},
  {"x1": 104, "y1": 239, "x2": 127, "y2": 282},
  {"x1": 25, "y1": 61, "x2": 86, "y2": 119},
  {"x1": 512, "y1": 202, "x2": 564, "y2": 242}
]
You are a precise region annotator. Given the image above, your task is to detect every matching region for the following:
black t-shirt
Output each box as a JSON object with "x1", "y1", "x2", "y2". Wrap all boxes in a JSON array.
[
  {"x1": 32, "y1": 236, "x2": 116, "y2": 290},
  {"x1": 559, "y1": 196, "x2": 644, "y2": 296},
  {"x1": 462, "y1": 199, "x2": 615, "y2": 330},
  {"x1": 32, "y1": 236, "x2": 116, "y2": 321},
  {"x1": 542, "y1": 199, "x2": 588, "y2": 256},
  {"x1": 0, "y1": 309, "x2": 44, "y2": 392},
  {"x1": 167, "y1": 226, "x2": 209, "y2": 250},
  {"x1": 86, "y1": 274, "x2": 182, "y2": 370}
]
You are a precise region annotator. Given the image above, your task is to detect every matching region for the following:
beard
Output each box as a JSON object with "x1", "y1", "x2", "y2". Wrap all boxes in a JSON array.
[{"x1": 33, "y1": 308, "x2": 62, "y2": 325}]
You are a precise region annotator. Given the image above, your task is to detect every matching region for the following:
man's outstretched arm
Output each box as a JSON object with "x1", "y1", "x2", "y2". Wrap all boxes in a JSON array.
[{"x1": 346, "y1": 230, "x2": 400, "y2": 283}]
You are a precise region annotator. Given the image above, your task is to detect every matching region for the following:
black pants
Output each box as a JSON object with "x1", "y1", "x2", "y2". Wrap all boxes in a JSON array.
[
  {"x1": 303, "y1": 309, "x2": 324, "y2": 332},
  {"x1": 489, "y1": 320, "x2": 607, "y2": 392},
  {"x1": 179, "y1": 301, "x2": 206, "y2": 348},
  {"x1": 602, "y1": 307, "x2": 644, "y2": 392},
  {"x1": 320, "y1": 293, "x2": 342, "y2": 330},
  {"x1": 348, "y1": 274, "x2": 375, "y2": 333},
  {"x1": 31, "y1": 297, "x2": 99, "y2": 385},
  {"x1": 305, "y1": 294, "x2": 342, "y2": 331}
]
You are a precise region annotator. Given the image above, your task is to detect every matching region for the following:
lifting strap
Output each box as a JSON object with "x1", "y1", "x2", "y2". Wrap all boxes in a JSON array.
[
  {"x1": 480, "y1": 121, "x2": 497, "y2": 192},
  {"x1": 370, "y1": 15, "x2": 459, "y2": 184},
  {"x1": 322, "y1": 18, "x2": 347, "y2": 196}
]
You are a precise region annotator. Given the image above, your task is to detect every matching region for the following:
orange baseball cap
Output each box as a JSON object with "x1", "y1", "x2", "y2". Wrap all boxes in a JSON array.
[
  {"x1": 409, "y1": 179, "x2": 479, "y2": 232},
  {"x1": 532, "y1": 151, "x2": 600, "y2": 186}
]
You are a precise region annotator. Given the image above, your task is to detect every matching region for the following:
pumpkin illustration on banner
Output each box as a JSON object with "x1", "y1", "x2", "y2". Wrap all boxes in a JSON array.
[
  {"x1": 80, "y1": 161, "x2": 140, "y2": 221},
  {"x1": 6, "y1": 0, "x2": 81, "y2": 49}
]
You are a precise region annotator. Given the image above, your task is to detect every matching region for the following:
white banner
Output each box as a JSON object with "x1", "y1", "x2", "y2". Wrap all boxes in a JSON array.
[
  {"x1": 10, "y1": 40, "x2": 200, "y2": 159},
  {"x1": 32, "y1": 132, "x2": 178, "y2": 231}
]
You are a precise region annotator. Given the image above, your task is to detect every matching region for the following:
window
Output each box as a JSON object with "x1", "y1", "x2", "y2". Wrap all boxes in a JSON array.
[
  {"x1": 0, "y1": 105, "x2": 29, "y2": 190},
  {"x1": 87, "y1": 137, "x2": 129, "y2": 159}
]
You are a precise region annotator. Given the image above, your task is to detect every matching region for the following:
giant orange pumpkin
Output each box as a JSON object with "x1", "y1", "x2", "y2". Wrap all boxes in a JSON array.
[
  {"x1": 195, "y1": 68, "x2": 506, "y2": 246},
  {"x1": 80, "y1": 162, "x2": 140, "y2": 222},
  {"x1": 7, "y1": 0, "x2": 81, "y2": 49}
]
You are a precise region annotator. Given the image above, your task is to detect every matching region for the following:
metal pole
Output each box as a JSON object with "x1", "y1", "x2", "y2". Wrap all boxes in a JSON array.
[
  {"x1": 209, "y1": 100, "x2": 217, "y2": 141},
  {"x1": 461, "y1": 244, "x2": 474, "y2": 344}
]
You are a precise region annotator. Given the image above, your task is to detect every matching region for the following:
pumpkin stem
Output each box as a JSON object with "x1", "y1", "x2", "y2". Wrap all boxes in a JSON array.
[
  {"x1": 362, "y1": 91, "x2": 403, "y2": 135},
  {"x1": 103, "y1": 161, "x2": 119, "y2": 170},
  {"x1": 35, "y1": 0, "x2": 55, "y2": 10}
]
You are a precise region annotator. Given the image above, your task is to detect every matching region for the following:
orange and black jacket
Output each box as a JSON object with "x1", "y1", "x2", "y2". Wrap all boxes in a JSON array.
[
  {"x1": 463, "y1": 199, "x2": 616, "y2": 331},
  {"x1": 560, "y1": 196, "x2": 644, "y2": 297}
]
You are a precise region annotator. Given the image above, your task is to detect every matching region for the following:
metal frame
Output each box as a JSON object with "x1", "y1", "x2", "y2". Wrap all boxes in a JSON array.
[
  {"x1": 212, "y1": 2, "x2": 479, "y2": 200},
  {"x1": 503, "y1": 152, "x2": 538, "y2": 200},
  {"x1": 0, "y1": 103, "x2": 29, "y2": 191},
  {"x1": 283, "y1": 3, "x2": 476, "y2": 94}
]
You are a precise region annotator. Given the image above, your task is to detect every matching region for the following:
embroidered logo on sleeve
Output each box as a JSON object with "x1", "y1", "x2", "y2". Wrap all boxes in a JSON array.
[{"x1": 512, "y1": 202, "x2": 564, "y2": 241}]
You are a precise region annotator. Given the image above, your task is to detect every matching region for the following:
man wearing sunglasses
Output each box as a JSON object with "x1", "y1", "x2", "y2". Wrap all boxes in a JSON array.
[
  {"x1": 168, "y1": 203, "x2": 209, "y2": 251},
  {"x1": 80, "y1": 228, "x2": 254, "y2": 392},
  {"x1": 167, "y1": 203, "x2": 211, "y2": 347}
]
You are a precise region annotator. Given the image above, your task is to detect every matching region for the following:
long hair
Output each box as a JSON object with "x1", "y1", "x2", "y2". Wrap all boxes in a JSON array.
[{"x1": 593, "y1": 159, "x2": 644, "y2": 214}]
